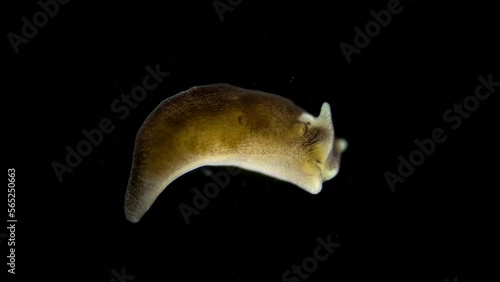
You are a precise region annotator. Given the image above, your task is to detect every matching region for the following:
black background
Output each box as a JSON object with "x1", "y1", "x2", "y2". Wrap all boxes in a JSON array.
[{"x1": 3, "y1": 1, "x2": 498, "y2": 281}]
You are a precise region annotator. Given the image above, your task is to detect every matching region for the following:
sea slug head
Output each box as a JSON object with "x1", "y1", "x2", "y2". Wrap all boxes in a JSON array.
[{"x1": 294, "y1": 102, "x2": 347, "y2": 194}]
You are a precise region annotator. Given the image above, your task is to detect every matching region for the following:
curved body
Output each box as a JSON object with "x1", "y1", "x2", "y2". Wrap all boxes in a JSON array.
[{"x1": 124, "y1": 84, "x2": 347, "y2": 223}]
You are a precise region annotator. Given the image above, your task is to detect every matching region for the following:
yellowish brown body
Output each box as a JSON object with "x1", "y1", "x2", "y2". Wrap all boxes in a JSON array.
[{"x1": 125, "y1": 84, "x2": 347, "y2": 223}]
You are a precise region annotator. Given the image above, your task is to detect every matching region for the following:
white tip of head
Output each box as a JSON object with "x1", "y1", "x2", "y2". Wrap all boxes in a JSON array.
[
  {"x1": 336, "y1": 138, "x2": 348, "y2": 153},
  {"x1": 300, "y1": 176, "x2": 323, "y2": 194},
  {"x1": 319, "y1": 102, "x2": 332, "y2": 120},
  {"x1": 309, "y1": 186, "x2": 322, "y2": 194}
]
